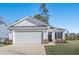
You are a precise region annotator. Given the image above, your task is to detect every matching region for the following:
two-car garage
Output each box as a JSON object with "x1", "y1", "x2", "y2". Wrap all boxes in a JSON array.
[{"x1": 14, "y1": 31, "x2": 42, "y2": 44}]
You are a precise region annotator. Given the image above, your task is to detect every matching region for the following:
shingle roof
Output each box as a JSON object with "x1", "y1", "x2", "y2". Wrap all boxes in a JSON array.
[
  {"x1": 8, "y1": 16, "x2": 66, "y2": 31},
  {"x1": 49, "y1": 25, "x2": 66, "y2": 30},
  {"x1": 9, "y1": 16, "x2": 48, "y2": 27}
]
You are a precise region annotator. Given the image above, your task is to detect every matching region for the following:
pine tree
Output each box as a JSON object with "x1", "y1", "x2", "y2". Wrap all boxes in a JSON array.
[{"x1": 34, "y1": 3, "x2": 49, "y2": 24}]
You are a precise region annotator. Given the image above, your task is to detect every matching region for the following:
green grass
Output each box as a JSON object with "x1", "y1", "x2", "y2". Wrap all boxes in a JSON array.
[
  {"x1": 0, "y1": 44, "x2": 5, "y2": 47},
  {"x1": 45, "y1": 40, "x2": 79, "y2": 55}
]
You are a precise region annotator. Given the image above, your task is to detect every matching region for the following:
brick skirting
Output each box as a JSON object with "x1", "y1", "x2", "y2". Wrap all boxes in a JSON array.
[{"x1": 41, "y1": 39, "x2": 49, "y2": 44}]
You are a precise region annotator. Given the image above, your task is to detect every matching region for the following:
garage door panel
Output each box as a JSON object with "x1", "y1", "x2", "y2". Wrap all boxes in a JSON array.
[{"x1": 15, "y1": 32, "x2": 42, "y2": 44}]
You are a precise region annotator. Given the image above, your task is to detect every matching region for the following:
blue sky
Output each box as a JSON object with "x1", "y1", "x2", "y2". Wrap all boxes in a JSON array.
[{"x1": 0, "y1": 3, "x2": 79, "y2": 33}]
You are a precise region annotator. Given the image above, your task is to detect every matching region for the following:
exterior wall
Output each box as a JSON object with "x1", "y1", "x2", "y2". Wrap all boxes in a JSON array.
[
  {"x1": 9, "y1": 29, "x2": 65, "y2": 44},
  {"x1": 63, "y1": 32, "x2": 65, "y2": 39},
  {"x1": 12, "y1": 30, "x2": 15, "y2": 45},
  {"x1": 52, "y1": 32, "x2": 55, "y2": 42},
  {"x1": 9, "y1": 30, "x2": 15, "y2": 44},
  {"x1": 52, "y1": 32, "x2": 55, "y2": 39},
  {"x1": 0, "y1": 24, "x2": 9, "y2": 38},
  {"x1": 9, "y1": 31, "x2": 12, "y2": 40},
  {"x1": 42, "y1": 30, "x2": 48, "y2": 44},
  {"x1": 15, "y1": 20, "x2": 36, "y2": 26},
  {"x1": 43, "y1": 30, "x2": 48, "y2": 39}
]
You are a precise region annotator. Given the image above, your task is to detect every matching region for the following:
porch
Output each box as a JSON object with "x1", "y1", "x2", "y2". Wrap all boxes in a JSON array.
[{"x1": 48, "y1": 28, "x2": 65, "y2": 43}]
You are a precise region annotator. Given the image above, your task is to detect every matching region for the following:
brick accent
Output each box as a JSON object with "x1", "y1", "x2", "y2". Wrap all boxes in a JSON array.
[
  {"x1": 52, "y1": 39, "x2": 55, "y2": 42},
  {"x1": 55, "y1": 39, "x2": 65, "y2": 43},
  {"x1": 41, "y1": 39, "x2": 49, "y2": 44}
]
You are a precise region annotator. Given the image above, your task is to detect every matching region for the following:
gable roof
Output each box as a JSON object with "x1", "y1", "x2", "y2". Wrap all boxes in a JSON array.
[
  {"x1": 8, "y1": 16, "x2": 48, "y2": 27},
  {"x1": 8, "y1": 16, "x2": 66, "y2": 31}
]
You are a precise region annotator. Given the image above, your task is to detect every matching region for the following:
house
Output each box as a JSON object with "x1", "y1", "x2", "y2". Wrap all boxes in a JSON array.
[
  {"x1": 8, "y1": 16, "x2": 65, "y2": 45},
  {"x1": 0, "y1": 21, "x2": 9, "y2": 42}
]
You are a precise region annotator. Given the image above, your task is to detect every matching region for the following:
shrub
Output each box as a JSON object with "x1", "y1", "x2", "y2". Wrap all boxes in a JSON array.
[
  {"x1": 4, "y1": 39, "x2": 13, "y2": 45},
  {"x1": 55, "y1": 39, "x2": 67, "y2": 43},
  {"x1": 65, "y1": 37, "x2": 79, "y2": 40}
]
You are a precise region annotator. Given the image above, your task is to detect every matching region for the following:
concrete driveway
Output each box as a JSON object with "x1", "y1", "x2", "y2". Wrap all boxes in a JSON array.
[{"x1": 0, "y1": 44, "x2": 46, "y2": 55}]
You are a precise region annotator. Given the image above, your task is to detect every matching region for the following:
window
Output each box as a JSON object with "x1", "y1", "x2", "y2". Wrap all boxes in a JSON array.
[
  {"x1": 55, "y1": 32, "x2": 62, "y2": 39},
  {"x1": 57, "y1": 32, "x2": 60, "y2": 38}
]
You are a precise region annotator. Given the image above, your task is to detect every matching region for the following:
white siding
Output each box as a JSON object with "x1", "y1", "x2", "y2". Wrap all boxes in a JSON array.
[
  {"x1": 15, "y1": 31, "x2": 42, "y2": 44},
  {"x1": 9, "y1": 30, "x2": 15, "y2": 44},
  {"x1": 52, "y1": 32, "x2": 55, "y2": 39},
  {"x1": 15, "y1": 20, "x2": 36, "y2": 26},
  {"x1": 63, "y1": 32, "x2": 65, "y2": 39},
  {"x1": 9, "y1": 32, "x2": 12, "y2": 40},
  {"x1": 0, "y1": 24, "x2": 9, "y2": 38},
  {"x1": 43, "y1": 30, "x2": 48, "y2": 40},
  {"x1": 52, "y1": 32, "x2": 55, "y2": 42}
]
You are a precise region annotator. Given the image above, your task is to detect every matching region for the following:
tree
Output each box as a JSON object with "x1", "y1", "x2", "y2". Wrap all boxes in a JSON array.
[
  {"x1": 65, "y1": 31, "x2": 69, "y2": 37},
  {"x1": 76, "y1": 33, "x2": 79, "y2": 38},
  {"x1": 34, "y1": 3, "x2": 49, "y2": 24},
  {"x1": 69, "y1": 33, "x2": 76, "y2": 38},
  {"x1": 34, "y1": 14, "x2": 43, "y2": 21}
]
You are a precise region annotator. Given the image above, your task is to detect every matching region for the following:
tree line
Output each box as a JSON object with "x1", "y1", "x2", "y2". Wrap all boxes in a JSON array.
[{"x1": 65, "y1": 32, "x2": 79, "y2": 38}]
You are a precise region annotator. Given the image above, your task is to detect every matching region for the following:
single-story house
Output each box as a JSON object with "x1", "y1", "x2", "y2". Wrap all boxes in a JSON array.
[
  {"x1": 8, "y1": 16, "x2": 65, "y2": 45},
  {"x1": 0, "y1": 21, "x2": 9, "y2": 42}
]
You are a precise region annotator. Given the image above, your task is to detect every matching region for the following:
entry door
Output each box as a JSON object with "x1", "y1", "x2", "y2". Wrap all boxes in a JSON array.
[{"x1": 48, "y1": 32, "x2": 52, "y2": 42}]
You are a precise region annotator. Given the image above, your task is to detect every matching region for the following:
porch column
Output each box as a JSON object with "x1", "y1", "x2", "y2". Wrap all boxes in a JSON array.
[
  {"x1": 52, "y1": 32, "x2": 55, "y2": 43},
  {"x1": 63, "y1": 32, "x2": 65, "y2": 39}
]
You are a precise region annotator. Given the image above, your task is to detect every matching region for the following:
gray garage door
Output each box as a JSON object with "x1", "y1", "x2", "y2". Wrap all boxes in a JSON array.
[{"x1": 15, "y1": 31, "x2": 42, "y2": 44}]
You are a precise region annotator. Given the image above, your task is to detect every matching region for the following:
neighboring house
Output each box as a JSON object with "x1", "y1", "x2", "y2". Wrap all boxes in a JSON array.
[
  {"x1": 8, "y1": 16, "x2": 65, "y2": 45},
  {"x1": 0, "y1": 22, "x2": 9, "y2": 42}
]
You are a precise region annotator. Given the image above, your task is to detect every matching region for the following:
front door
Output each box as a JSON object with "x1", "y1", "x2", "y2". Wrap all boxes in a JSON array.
[{"x1": 48, "y1": 32, "x2": 52, "y2": 42}]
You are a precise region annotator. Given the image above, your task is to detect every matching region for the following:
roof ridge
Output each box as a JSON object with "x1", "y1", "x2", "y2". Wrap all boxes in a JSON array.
[{"x1": 8, "y1": 16, "x2": 48, "y2": 27}]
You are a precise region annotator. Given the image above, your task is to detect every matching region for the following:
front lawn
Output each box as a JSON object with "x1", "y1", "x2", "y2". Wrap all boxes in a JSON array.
[
  {"x1": 45, "y1": 40, "x2": 79, "y2": 55},
  {"x1": 0, "y1": 44, "x2": 5, "y2": 47}
]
